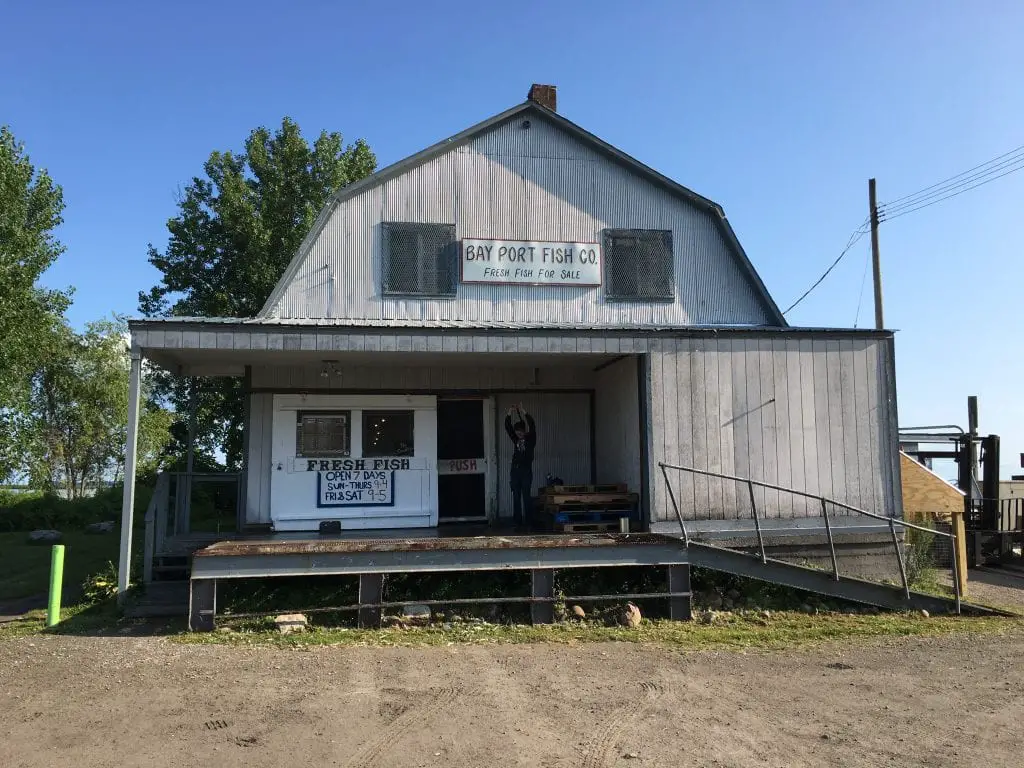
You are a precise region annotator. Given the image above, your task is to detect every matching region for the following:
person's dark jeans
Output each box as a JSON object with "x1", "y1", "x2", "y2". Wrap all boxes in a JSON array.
[{"x1": 510, "y1": 464, "x2": 533, "y2": 529}]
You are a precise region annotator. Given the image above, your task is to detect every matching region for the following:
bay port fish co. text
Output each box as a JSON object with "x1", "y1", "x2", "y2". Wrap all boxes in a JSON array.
[{"x1": 464, "y1": 242, "x2": 598, "y2": 281}]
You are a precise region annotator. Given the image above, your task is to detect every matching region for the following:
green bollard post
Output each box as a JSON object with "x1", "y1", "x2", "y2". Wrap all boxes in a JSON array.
[{"x1": 47, "y1": 544, "x2": 65, "y2": 627}]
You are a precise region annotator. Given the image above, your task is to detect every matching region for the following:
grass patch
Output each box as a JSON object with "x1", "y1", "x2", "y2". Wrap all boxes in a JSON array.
[
  {"x1": 0, "y1": 531, "x2": 123, "y2": 602},
  {"x1": 3, "y1": 600, "x2": 1020, "y2": 652},
  {"x1": 0, "y1": 599, "x2": 128, "y2": 639},
  {"x1": 172, "y1": 612, "x2": 1024, "y2": 651}
]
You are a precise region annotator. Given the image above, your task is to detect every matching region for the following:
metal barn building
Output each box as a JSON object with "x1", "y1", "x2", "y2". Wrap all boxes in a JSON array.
[{"x1": 118, "y1": 85, "x2": 947, "y2": 627}]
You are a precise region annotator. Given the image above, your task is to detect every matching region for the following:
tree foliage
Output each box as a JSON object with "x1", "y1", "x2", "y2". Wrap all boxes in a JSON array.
[
  {"x1": 140, "y1": 118, "x2": 376, "y2": 466},
  {"x1": 0, "y1": 125, "x2": 71, "y2": 416},
  {"x1": 12, "y1": 317, "x2": 173, "y2": 498}
]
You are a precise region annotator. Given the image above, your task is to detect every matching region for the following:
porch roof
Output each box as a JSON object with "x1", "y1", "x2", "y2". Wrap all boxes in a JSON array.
[{"x1": 128, "y1": 317, "x2": 895, "y2": 377}]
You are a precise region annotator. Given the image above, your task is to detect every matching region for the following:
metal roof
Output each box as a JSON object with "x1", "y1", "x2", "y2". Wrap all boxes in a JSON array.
[
  {"x1": 256, "y1": 100, "x2": 785, "y2": 325},
  {"x1": 128, "y1": 316, "x2": 893, "y2": 337}
]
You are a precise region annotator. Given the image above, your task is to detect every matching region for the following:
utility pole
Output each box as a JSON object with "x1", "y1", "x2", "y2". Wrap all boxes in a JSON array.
[{"x1": 869, "y1": 178, "x2": 884, "y2": 330}]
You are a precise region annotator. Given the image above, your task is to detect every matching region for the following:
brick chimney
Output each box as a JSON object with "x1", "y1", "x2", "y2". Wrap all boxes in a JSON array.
[{"x1": 527, "y1": 84, "x2": 557, "y2": 112}]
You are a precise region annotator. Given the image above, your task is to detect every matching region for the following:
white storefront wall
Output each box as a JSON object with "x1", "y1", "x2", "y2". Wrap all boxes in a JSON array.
[{"x1": 269, "y1": 394, "x2": 438, "y2": 531}]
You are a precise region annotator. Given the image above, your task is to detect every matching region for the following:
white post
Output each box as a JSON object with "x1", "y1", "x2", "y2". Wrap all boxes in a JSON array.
[{"x1": 117, "y1": 350, "x2": 143, "y2": 603}]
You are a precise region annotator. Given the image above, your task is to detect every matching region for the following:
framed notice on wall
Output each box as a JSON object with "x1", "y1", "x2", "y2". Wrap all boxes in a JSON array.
[{"x1": 461, "y1": 239, "x2": 601, "y2": 286}]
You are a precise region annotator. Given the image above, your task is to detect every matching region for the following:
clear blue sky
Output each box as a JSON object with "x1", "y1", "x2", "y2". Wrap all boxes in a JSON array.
[{"x1": 4, "y1": 1, "x2": 1023, "y2": 477}]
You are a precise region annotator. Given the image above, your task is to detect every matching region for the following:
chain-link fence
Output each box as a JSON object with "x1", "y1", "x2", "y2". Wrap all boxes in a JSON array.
[
  {"x1": 603, "y1": 228, "x2": 674, "y2": 301},
  {"x1": 382, "y1": 222, "x2": 457, "y2": 296}
]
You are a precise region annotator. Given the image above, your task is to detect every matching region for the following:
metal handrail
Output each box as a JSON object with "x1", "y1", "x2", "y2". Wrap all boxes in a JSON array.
[{"x1": 658, "y1": 462, "x2": 962, "y2": 614}]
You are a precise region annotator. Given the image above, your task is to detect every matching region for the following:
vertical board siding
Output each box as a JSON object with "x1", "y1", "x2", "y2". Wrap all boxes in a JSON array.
[
  {"x1": 649, "y1": 336, "x2": 897, "y2": 523},
  {"x1": 245, "y1": 393, "x2": 273, "y2": 525},
  {"x1": 594, "y1": 357, "x2": 642, "y2": 493},
  {"x1": 496, "y1": 393, "x2": 592, "y2": 518},
  {"x1": 265, "y1": 114, "x2": 774, "y2": 327},
  {"x1": 689, "y1": 343, "x2": 709, "y2": 518}
]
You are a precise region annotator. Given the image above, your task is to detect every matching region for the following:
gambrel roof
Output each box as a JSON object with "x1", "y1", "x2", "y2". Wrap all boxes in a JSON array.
[{"x1": 259, "y1": 99, "x2": 785, "y2": 325}]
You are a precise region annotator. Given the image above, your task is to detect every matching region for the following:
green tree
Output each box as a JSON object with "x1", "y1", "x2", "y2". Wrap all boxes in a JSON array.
[
  {"x1": 0, "y1": 126, "x2": 71, "y2": 478},
  {"x1": 140, "y1": 118, "x2": 376, "y2": 466},
  {"x1": 15, "y1": 317, "x2": 173, "y2": 497}
]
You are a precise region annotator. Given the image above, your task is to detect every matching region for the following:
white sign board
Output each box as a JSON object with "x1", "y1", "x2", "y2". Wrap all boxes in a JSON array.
[
  {"x1": 437, "y1": 457, "x2": 486, "y2": 475},
  {"x1": 461, "y1": 239, "x2": 601, "y2": 286},
  {"x1": 317, "y1": 469, "x2": 394, "y2": 507}
]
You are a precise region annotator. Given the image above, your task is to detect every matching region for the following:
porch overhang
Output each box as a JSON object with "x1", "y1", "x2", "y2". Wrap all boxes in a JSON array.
[{"x1": 128, "y1": 318, "x2": 894, "y2": 376}]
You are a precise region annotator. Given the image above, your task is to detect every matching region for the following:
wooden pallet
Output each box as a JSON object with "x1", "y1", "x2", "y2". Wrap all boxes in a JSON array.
[
  {"x1": 540, "y1": 502, "x2": 635, "y2": 525},
  {"x1": 552, "y1": 520, "x2": 621, "y2": 533},
  {"x1": 540, "y1": 483, "x2": 628, "y2": 495},
  {"x1": 540, "y1": 492, "x2": 639, "y2": 506}
]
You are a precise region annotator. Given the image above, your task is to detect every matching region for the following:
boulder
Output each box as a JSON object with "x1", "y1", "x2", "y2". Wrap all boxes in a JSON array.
[
  {"x1": 27, "y1": 530, "x2": 62, "y2": 544},
  {"x1": 85, "y1": 521, "x2": 116, "y2": 534},
  {"x1": 619, "y1": 602, "x2": 642, "y2": 628},
  {"x1": 274, "y1": 613, "x2": 308, "y2": 634},
  {"x1": 402, "y1": 604, "x2": 431, "y2": 624}
]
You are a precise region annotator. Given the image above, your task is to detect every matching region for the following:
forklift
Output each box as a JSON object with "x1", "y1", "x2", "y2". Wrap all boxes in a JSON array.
[{"x1": 900, "y1": 396, "x2": 1023, "y2": 568}]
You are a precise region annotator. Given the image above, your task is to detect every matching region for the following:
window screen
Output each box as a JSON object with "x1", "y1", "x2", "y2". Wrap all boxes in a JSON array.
[
  {"x1": 296, "y1": 412, "x2": 351, "y2": 457},
  {"x1": 382, "y1": 222, "x2": 457, "y2": 296},
  {"x1": 362, "y1": 410, "x2": 415, "y2": 457},
  {"x1": 602, "y1": 229, "x2": 674, "y2": 301}
]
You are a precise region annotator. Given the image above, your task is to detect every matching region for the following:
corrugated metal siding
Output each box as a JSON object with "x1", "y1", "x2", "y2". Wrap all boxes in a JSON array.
[
  {"x1": 649, "y1": 336, "x2": 896, "y2": 523},
  {"x1": 266, "y1": 114, "x2": 773, "y2": 326},
  {"x1": 250, "y1": 363, "x2": 594, "y2": 390},
  {"x1": 245, "y1": 393, "x2": 273, "y2": 525},
  {"x1": 594, "y1": 358, "x2": 642, "y2": 492},
  {"x1": 496, "y1": 393, "x2": 593, "y2": 518}
]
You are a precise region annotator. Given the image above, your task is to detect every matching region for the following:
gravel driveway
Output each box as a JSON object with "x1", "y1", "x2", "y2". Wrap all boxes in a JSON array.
[{"x1": 2, "y1": 630, "x2": 1022, "y2": 767}]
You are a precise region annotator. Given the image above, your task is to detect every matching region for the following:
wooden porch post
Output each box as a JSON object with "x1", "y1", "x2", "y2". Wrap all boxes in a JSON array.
[{"x1": 117, "y1": 350, "x2": 143, "y2": 603}]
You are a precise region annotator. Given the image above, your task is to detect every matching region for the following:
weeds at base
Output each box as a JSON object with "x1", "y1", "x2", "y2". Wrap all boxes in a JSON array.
[{"x1": 174, "y1": 612, "x2": 1024, "y2": 651}]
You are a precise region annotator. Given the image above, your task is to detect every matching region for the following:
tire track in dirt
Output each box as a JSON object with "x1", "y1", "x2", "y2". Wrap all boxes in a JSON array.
[
  {"x1": 577, "y1": 681, "x2": 665, "y2": 768},
  {"x1": 344, "y1": 685, "x2": 461, "y2": 768}
]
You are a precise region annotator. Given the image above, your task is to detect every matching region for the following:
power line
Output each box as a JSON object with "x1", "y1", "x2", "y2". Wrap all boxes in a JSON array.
[
  {"x1": 880, "y1": 152, "x2": 1024, "y2": 216},
  {"x1": 782, "y1": 223, "x2": 869, "y2": 315},
  {"x1": 853, "y1": 237, "x2": 871, "y2": 328},
  {"x1": 883, "y1": 143, "x2": 1024, "y2": 207},
  {"x1": 880, "y1": 162, "x2": 1024, "y2": 222},
  {"x1": 786, "y1": 141, "x2": 1024, "y2": 318}
]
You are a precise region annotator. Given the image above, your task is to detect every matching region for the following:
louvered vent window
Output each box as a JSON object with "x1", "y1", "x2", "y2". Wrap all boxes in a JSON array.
[
  {"x1": 382, "y1": 222, "x2": 457, "y2": 296},
  {"x1": 296, "y1": 412, "x2": 351, "y2": 457},
  {"x1": 602, "y1": 229, "x2": 674, "y2": 301}
]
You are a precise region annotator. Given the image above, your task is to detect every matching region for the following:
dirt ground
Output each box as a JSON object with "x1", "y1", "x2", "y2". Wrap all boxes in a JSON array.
[{"x1": 1, "y1": 629, "x2": 1022, "y2": 768}]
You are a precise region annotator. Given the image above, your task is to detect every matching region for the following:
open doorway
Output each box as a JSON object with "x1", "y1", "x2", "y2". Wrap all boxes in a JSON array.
[{"x1": 437, "y1": 398, "x2": 493, "y2": 523}]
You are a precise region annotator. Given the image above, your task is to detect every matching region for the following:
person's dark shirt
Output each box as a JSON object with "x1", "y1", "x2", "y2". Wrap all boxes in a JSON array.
[{"x1": 504, "y1": 413, "x2": 536, "y2": 468}]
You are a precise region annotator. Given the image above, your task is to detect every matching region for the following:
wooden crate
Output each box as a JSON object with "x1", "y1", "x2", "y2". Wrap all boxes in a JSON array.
[
  {"x1": 540, "y1": 492, "x2": 638, "y2": 506},
  {"x1": 541, "y1": 502, "x2": 634, "y2": 524},
  {"x1": 539, "y1": 483, "x2": 628, "y2": 495},
  {"x1": 552, "y1": 520, "x2": 620, "y2": 534}
]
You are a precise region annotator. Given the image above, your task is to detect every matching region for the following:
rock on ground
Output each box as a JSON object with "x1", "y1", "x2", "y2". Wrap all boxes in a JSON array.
[
  {"x1": 27, "y1": 530, "x2": 62, "y2": 544},
  {"x1": 274, "y1": 614, "x2": 308, "y2": 634},
  {"x1": 619, "y1": 602, "x2": 642, "y2": 628}
]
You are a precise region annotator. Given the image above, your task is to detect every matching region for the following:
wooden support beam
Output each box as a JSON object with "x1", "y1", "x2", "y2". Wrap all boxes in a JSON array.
[
  {"x1": 359, "y1": 573, "x2": 384, "y2": 628},
  {"x1": 117, "y1": 351, "x2": 143, "y2": 603},
  {"x1": 531, "y1": 569, "x2": 555, "y2": 624},
  {"x1": 189, "y1": 579, "x2": 216, "y2": 632},
  {"x1": 667, "y1": 564, "x2": 692, "y2": 621}
]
